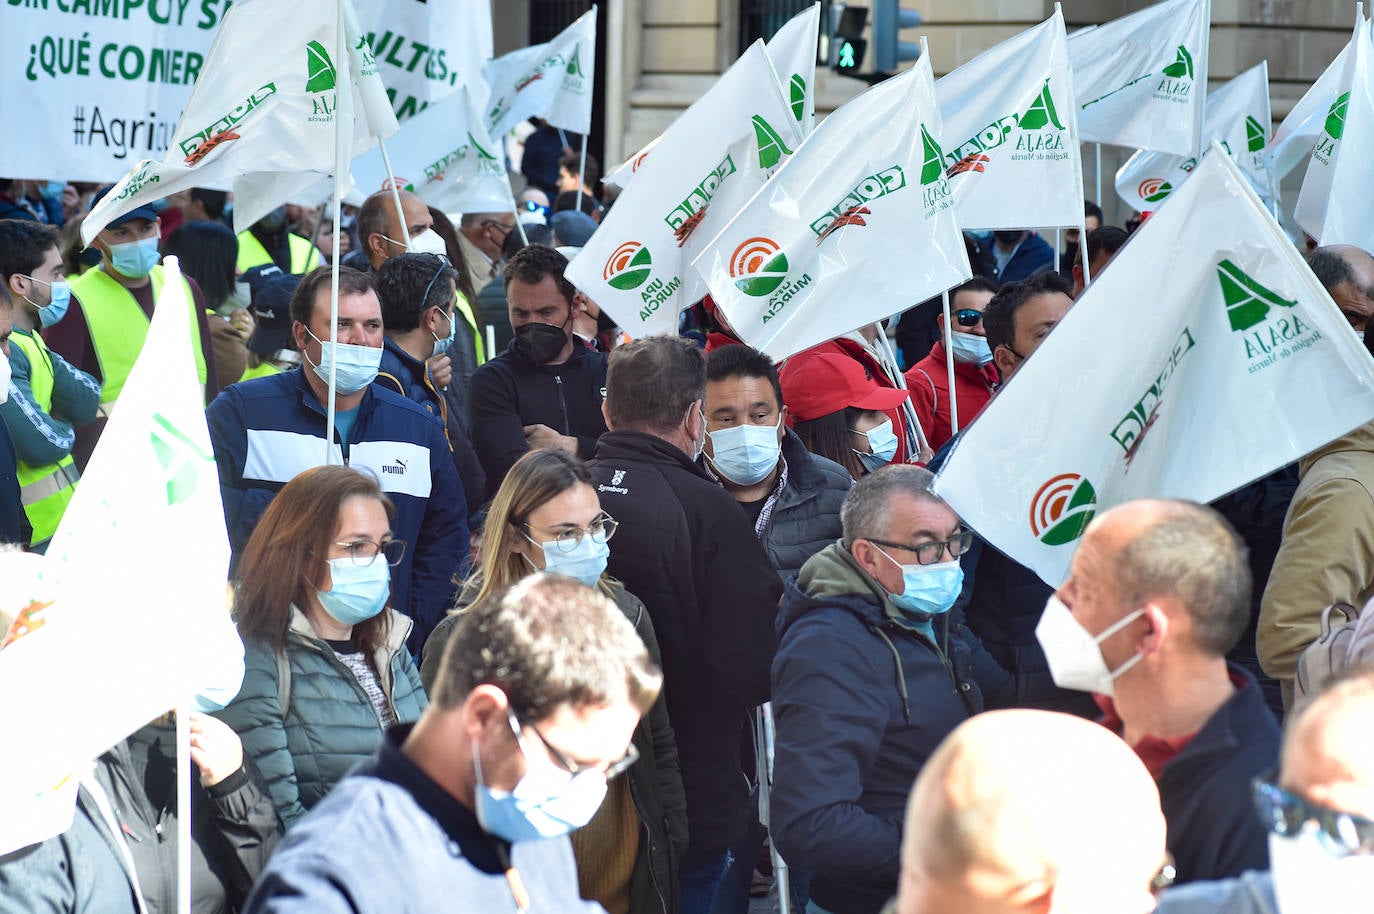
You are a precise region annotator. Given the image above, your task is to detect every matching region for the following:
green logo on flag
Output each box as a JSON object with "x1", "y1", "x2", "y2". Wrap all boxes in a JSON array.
[
  {"x1": 306, "y1": 40, "x2": 338, "y2": 93},
  {"x1": 150, "y1": 413, "x2": 211, "y2": 506},
  {"x1": 1029, "y1": 474, "x2": 1097, "y2": 547},
  {"x1": 1162, "y1": 45, "x2": 1194, "y2": 80},
  {"x1": 604, "y1": 242, "x2": 654, "y2": 291},
  {"x1": 1137, "y1": 178, "x2": 1173, "y2": 204},
  {"x1": 566, "y1": 44, "x2": 585, "y2": 77},
  {"x1": 1245, "y1": 116, "x2": 1267, "y2": 153},
  {"x1": 468, "y1": 132, "x2": 498, "y2": 162},
  {"x1": 730, "y1": 237, "x2": 790, "y2": 297},
  {"x1": 752, "y1": 115, "x2": 795, "y2": 169},
  {"x1": 789, "y1": 74, "x2": 807, "y2": 122},
  {"x1": 1325, "y1": 92, "x2": 1350, "y2": 141},
  {"x1": 920, "y1": 125, "x2": 945, "y2": 186},
  {"x1": 1020, "y1": 81, "x2": 1065, "y2": 131},
  {"x1": 1218, "y1": 259, "x2": 1298, "y2": 332}
]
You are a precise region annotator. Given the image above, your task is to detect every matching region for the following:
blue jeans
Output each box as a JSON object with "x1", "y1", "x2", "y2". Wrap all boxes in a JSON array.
[
  {"x1": 679, "y1": 849, "x2": 732, "y2": 914},
  {"x1": 711, "y1": 810, "x2": 767, "y2": 914}
]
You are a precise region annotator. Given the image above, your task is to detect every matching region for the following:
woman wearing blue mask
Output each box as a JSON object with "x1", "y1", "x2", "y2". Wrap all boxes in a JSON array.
[
  {"x1": 421, "y1": 448, "x2": 687, "y2": 914},
  {"x1": 780, "y1": 350, "x2": 912, "y2": 480},
  {"x1": 217, "y1": 465, "x2": 427, "y2": 829}
]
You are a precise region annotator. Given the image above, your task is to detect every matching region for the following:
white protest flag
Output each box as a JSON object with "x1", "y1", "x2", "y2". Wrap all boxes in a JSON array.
[
  {"x1": 565, "y1": 41, "x2": 802, "y2": 338},
  {"x1": 81, "y1": 0, "x2": 400, "y2": 245},
  {"x1": 1296, "y1": 13, "x2": 1374, "y2": 250},
  {"x1": 935, "y1": 8, "x2": 1084, "y2": 230},
  {"x1": 692, "y1": 59, "x2": 972, "y2": 360},
  {"x1": 1270, "y1": 33, "x2": 1356, "y2": 178},
  {"x1": 355, "y1": 0, "x2": 493, "y2": 120},
  {"x1": 934, "y1": 147, "x2": 1374, "y2": 588},
  {"x1": 484, "y1": 8, "x2": 596, "y2": 138},
  {"x1": 0, "y1": 258, "x2": 233, "y2": 854},
  {"x1": 1070, "y1": 0, "x2": 1210, "y2": 156},
  {"x1": 1116, "y1": 61, "x2": 1271, "y2": 212},
  {"x1": 603, "y1": 136, "x2": 660, "y2": 190},
  {"x1": 352, "y1": 86, "x2": 515, "y2": 214}
]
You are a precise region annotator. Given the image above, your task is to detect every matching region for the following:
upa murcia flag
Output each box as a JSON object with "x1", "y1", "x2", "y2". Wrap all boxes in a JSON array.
[
  {"x1": 1296, "y1": 13, "x2": 1374, "y2": 250},
  {"x1": 352, "y1": 86, "x2": 515, "y2": 215},
  {"x1": 934, "y1": 8, "x2": 1084, "y2": 230},
  {"x1": 934, "y1": 147, "x2": 1374, "y2": 588},
  {"x1": 1070, "y1": 0, "x2": 1211, "y2": 156},
  {"x1": 565, "y1": 41, "x2": 801, "y2": 338},
  {"x1": 1116, "y1": 62, "x2": 1272, "y2": 212},
  {"x1": 82, "y1": 0, "x2": 399, "y2": 244},
  {"x1": 483, "y1": 7, "x2": 596, "y2": 137},
  {"x1": 691, "y1": 58, "x2": 972, "y2": 361},
  {"x1": 1270, "y1": 32, "x2": 1357, "y2": 179}
]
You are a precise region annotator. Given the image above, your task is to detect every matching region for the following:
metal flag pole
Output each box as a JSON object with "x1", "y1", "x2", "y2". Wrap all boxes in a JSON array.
[
  {"x1": 325, "y1": 0, "x2": 348, "y2": 462},
  {"x1": 176, "y1": 702, "x2": 192, "y2": 914},
  {"x1": 1094, "y1": 143, "x2": 1103, "y2": 208},
  {"x1": 578, "y1": 134, "x2": 589, "y2": 208},
  {"x1": 1054, "y1": 228, "x2": 1062, "y2": 274},
  {"x1": 1077, "y1": 220, "x2": 1092, "y2": 287},
  {"x1": 872, "y1": 327, "x2": 930, "y2": 457},
  {"x1": 942, "y1": 290, "x2": 959, "y2": 435},
  {"x1": 378, "y1": 138, "x2": 412, "y2": 248},
  {"x1": 759, "y1": 703, "x2": 791, "y2": 914}
]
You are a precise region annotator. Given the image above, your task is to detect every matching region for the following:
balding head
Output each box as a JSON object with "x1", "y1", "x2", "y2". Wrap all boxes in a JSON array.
[
  {"x1": 1281, "y1": 665, "x2": 1374, "y2": 821},
  {"x1": 1307, "y1": 244, "x2": 1374, "y2": 333},
  {"x1": 899, "y1": 710, "x2": 1165, "y2": 914},
  {"x1": 357, "y1": 189, "x2": 432, "y2": 269}
]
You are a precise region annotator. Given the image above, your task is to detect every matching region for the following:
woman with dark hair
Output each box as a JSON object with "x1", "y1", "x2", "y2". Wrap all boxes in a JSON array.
[
  {"x1": 163, "y1": 221, "x2": 241, "y2": 313},
  {"x1": 216, "y1": 465, "x2": 427, "y2": 828},
  {"x1": 780, "y1": 350, "x2": 911, "y2": 480},
  {"x1": 421, "y1": 448, "x2": 687, "y2": 914}
]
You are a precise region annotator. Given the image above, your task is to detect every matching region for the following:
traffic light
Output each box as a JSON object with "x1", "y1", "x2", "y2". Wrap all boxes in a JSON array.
[
  {"x1": 829, "y1": 5, "x2": 868, "y2": 76},
  {"x1": 871, "y1": 0, "x2": 921, "y2": 73}
]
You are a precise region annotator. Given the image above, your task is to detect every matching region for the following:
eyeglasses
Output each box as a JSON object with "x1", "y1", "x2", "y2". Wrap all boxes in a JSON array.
[
  {"x1": 1253, "y1": 778, "x2": 1374, "y2": 856},
  {"x1": 865, "y1": 529, "x2": 974, "y2": 566},
  {"x1": 332, "y1": 539, "x2": 407, "y2": 567},
  {"x1": 954, "y1": 308, "x2": 984, "y2": 327},
  {"x1": 482, "y1": 220, "x2": 516, "y2": 237},
  {"x1": 508, "y1": 710, "x2": 639, "y2": 782},
  {"x1": 420, "y1": 253, "x2": 453, "y2": 313},
  {"x1": 522, "y1": 512, "x2": 619, "y2": 553}
]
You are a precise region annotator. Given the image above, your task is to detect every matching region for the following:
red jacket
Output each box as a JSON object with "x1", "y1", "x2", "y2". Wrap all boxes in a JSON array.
[{"x1": 904, "y1": 341, "x2": 998, "y2": 452}]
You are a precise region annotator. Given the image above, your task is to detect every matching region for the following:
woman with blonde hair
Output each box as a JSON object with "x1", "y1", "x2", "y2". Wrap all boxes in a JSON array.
[{"x1": 422, "y1": 448, "x2": 687, "y2": 914}]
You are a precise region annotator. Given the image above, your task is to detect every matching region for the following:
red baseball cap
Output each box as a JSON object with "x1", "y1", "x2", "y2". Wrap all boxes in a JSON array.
[{"x1": 780, "y1": 350, "x2": 910, "y2": 421}]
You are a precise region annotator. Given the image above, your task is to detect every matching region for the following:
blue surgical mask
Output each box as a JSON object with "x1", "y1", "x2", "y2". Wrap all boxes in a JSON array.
[
  {"x1": 707, "y1": 417, "x2": 783, "y2": 485},
  {"x1": 472, "y1": 732, "x2": 609, "y2": 843},
  {"x1": 316, "y1": 558, "x2": 390, "y2": 626},
  {"x1": 42, "y1": 180, "x2": 65, "y2": 199},
  {"x1": 531, "y1": 535, "x2": 610, "y2": 588},
  {"x1": 107, "y1": 236, "x2": 161, "y2": 279},
  {"x1": 874, "y1": 546, "x2": 963, "y2": 617},
  {"x1": 949, "y1": 330, "x2": 993, "y2": 366},
  {"x1": 853, "y1": 417, "x2": 899, "y2": 472},
  {"x1": 306, "y1": 328, "x2": 382, "y2": 395},
  {"x1": 21, "y1": 276, "x2": 71, "y2": 327},
  {"x1": 431, "y1": 309, "x2": 456, "y2": 357}
]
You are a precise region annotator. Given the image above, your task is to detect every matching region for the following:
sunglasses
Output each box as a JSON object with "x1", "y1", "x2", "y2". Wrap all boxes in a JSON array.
[
  {"x1": 1253, "y1": 778, "x2": 1374, "y2": 856},
  {"x1": 954, "y1": 309, "x2": 984, "y2": 327}
]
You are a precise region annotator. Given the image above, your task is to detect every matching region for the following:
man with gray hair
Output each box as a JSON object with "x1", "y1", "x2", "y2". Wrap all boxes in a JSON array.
[
  {"x1": 771, "y1": 464, "x2": 1020, "y2": 914},
  {"x1": 457, "y1": 211, "x2": 517, "y2": 287},
  {"x1": 1040, "y1": 498, "x2": 1281, "y2": 885},
  {"x1": 240, "y1": 574, "x2": 662, "y2": 913}
]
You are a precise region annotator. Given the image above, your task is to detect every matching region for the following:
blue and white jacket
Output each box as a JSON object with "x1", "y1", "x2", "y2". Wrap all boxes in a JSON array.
[{"x1": 207, "y1": 368, "x2": 469, "y2": 652}]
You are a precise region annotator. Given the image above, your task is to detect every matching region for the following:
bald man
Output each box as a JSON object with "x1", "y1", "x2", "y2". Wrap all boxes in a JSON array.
[
  {"x1": 893, "y1": 709, "x2": 1167, "y2": 914},
  {"x1": 355, "y1": 189, "x2": 446, "y2": 270},
  {"x1": 1155, "y1": 664, "x2": 1374, "y2": 913},
  {"x1": 1040, "y1": 499, "x2": 1281, "y2": 884}
]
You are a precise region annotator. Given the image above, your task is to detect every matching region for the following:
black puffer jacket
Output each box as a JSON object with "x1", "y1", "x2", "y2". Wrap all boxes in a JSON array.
[
  {"x1": 760, "y1": 431, "x2": 852, "y2": 580},
  {"x1": 590, "y1": 432, "x2": 782, "y2": 854},
  {"x1": 422, "y1": 579, "x2": 688, "y2": 914}
]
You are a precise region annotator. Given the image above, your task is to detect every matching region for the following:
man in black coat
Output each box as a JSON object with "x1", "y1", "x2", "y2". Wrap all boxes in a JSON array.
[{"x1": 588, "y1": 336, "x2": 782, "y2": 914}]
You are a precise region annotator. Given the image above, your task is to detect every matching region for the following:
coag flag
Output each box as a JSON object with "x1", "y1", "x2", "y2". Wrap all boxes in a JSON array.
[
  {"x1": 935, "y1": 8, "x2": 1084, "y2": 230},
  {"x1": 1070, "y1": 0, "x2": 1211, "y2": 156},
  {"x1": 691, "y1": 58, "x2": 972, "y2": 361},
  {"x1": 934, "y1": 147, "x2": 1374, "y2": 587},
  {"x1": 0, "y1": 258, "x2": 234, "y2": 854},
  {"x1": 81, "y1": 0, "x2": 399, "y2": 244},
  {"x1": 1116, "y1": 62, "x2": 1271, "y2": 212},
  {"x1": 483, "y1": 8, "x2": 596, "y2": 138},
  {"x1": 352, "y1": 86, "x2": 515, "y2": 215},
  {"x1": 1270, "y1": 33, "x2": 1356, "y2": 179},
  {"x1": 565, "y1": 41, "x2": 801, "y2": 338},
  {"x1": 1296, "y1": 13, "x2": 1374, "y2": 250}
]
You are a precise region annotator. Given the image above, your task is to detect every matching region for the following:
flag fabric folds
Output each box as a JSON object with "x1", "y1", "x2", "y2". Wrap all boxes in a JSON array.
[
  {"x1": 565, "y1": 41, "x2": 801, "y2": 338},
  {"x1": 934, "y1": 147, "x2": 1374, "y2": 588},
  {"x1": 483, "y1": 7, "x2": 597, "y2": 138},
  {"x1": 934, "y1": 7, "x2": 1084, "y2": 230},
  {"x1": 1070, "y1": 0, "x2": 1211, "y2": 156},
  {"x1": 81, "y1": 0, "x2": 398, "y2": 243},
  {"x1": 692, "y1": 58, "x2": 972, "y2": 361},
  {"x1": 1116, "y1": 62, "x2": 1272, "y2": 212},
  {"x1": 1269, "y1": 29, "x2": 1357, "y2": 179}
]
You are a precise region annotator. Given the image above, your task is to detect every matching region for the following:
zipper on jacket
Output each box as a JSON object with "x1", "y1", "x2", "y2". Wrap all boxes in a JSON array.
[{"x1": 553, "y1": 374, "x2": 571, "y2": 435}]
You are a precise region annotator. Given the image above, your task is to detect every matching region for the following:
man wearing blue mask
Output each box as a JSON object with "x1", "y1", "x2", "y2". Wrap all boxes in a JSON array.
[
  {"x1": 0, "y1": 220, "x2": 100, "y2": 550},
  {"x1": 771, "y1": 465, "x2": 1023, "y2": 914},
  {"x1": 207, "y1": 265, "x2": 469, "y2": 655},
  {"x1": 904, "y1": 276, "x2": 1000, "y2": 452},
  {"x1": 242, "y1": 574, "x2": 662, "y2": 914}
]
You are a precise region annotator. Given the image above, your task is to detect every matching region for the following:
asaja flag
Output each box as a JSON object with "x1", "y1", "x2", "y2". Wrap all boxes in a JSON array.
[
  {"x1": 483, "y1": 7, "x2": 596, "y2": 137},
  {"x1": 82, "y1": 0, "x2": 399, "y2": 244},
  {"x1": 1270, "y1": 31, "x2": 1356, "y2": 178},
  {"x1": 0, "y1": 258, "x2": 235, "y2": 853},
  {"x1": 934, "y1": 147, "x2": 1374, "y2": 588},
  {"x1": 1296, "y1": 13, "x2": 1374, "y2": 250},
  {"x1": 935, "y1": 8, "x2": 1084, "y2": 230},
  {"x1": 1070, "y1": 0, "x2": 1210, "y2": 156},
  {"x1": 1116, "y1": 61, "x2": 1271, "y2": 212},
  {"x1": 565, "y1": 41, "x2": 801, "y2": 338},
  {"x1": 352, "y1": 86, "x2": 515, "y2": 215},
  {"x1": 691, "y1": 58, "x2": 972, "y2": 361}
]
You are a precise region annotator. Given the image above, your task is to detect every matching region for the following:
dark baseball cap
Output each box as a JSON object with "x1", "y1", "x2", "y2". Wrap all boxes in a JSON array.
[
  {"x1": 245, "y1": 270, "x2": 303, "y2": 356},
  {"x1": 89, "y1": 185, "x2": 159, "y2": 228}
]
